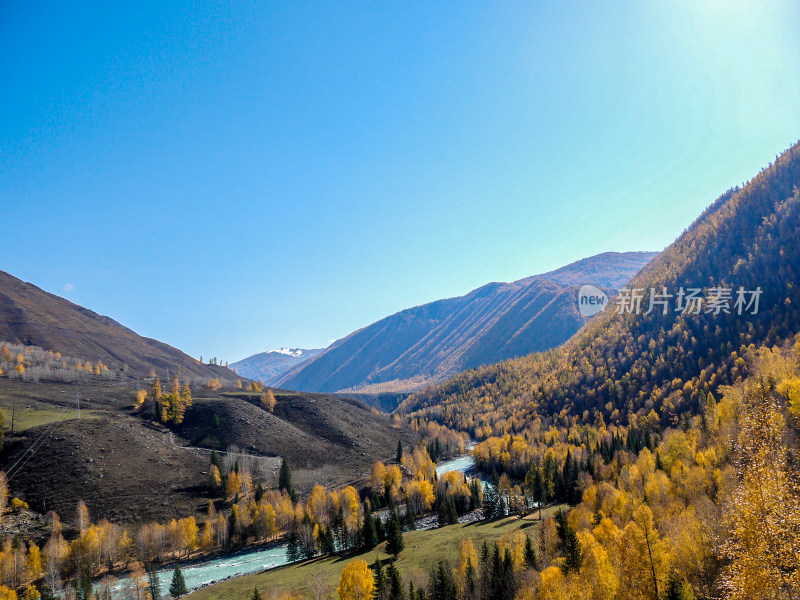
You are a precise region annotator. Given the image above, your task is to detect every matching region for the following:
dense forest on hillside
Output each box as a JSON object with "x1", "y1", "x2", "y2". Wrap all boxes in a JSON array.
[
  {"x1": 400, "y1": 141, "x2": 800, "y2": 437},
  {"x1": 186, "y1": 337, "x2": 800, "y2": 600}
]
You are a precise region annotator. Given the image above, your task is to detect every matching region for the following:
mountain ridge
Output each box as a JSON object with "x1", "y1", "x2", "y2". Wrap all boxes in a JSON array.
[
  {"x1": 0, "y1": 270, "x2": 232, "y2": 380},
  {"x1": 275, "y1": 251, "x2": 657, "y2": 394},
  {"x1": 399, "y1": 139, "x2": 800, "y2": 432}
]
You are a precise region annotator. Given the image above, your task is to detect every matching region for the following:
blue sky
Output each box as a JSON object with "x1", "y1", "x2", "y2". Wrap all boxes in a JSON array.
[{"x1": 2, "y1": 1, "x2": 799, "y2": 362}]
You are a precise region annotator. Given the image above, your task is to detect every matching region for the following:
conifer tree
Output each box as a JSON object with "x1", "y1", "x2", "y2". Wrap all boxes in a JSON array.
[
  {"x1": 665, "y1": 573, "x2": 695, "y2": 600},
  {"x1": 523, "y1": 534, "x2": 539, "y2": 569},
  {"x1": 403, "y1": 505, "x2": 416, "y2": 532},
  {"x1": 169, "y1": 565, "x2": 187, "y2": 599},
  {"x1": 556, "y1": 509, "x2": 581, "y2": 574},
  {"x1": 279, "y1": 458, "x2": 293, "y2": 497},
  {"x1": 386, "y1": 563, "x2": 404, "y2": 600},
  {"x1": 385, "y1": 512, "x2": 404, "y2": 557},
  {"x1": 147, "y1": 565, "x2": 161, "y2": 600},
  {"x1": 286, "y1": 529, "x2": 301, "y2": 563},
  {"x1": 361, "y1": 503, "x2": 378, "y2": 550},
  {"x1": 429, "y1": 560, "x2": 456, "y2": 600},
  {"x1": 373, "y1": 561, "x2": 386, "y2": 600},
  {"x1": 464, "y1": 562, "x2": 477, "y2": 600},
  {"x1": 252, "y1": 587, "x2": 263, "y2": 600}
]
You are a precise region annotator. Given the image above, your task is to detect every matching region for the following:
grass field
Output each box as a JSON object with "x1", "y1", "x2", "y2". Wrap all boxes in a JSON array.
[
  {"x1": 187, "y1": 506, "x2": 564, "y2": 600},
  {"x1": 0, "y1": 398, "x2": 100, "y2": 431}
]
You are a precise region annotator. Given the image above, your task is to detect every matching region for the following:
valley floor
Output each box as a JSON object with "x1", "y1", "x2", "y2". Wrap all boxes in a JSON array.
[{"x1": 186, "y1": 509, "x2": 563, "y2": 600}]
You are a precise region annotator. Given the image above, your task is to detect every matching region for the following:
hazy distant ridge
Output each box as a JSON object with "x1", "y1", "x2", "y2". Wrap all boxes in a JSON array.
[{"x1": 275, "y1": 251, "x2": 657, "y2": 393}]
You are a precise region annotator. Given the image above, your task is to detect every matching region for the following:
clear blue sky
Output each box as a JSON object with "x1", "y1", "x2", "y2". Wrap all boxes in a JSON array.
[{"x1": 2, "y1": 1, "x2": 799, "y2": 362}]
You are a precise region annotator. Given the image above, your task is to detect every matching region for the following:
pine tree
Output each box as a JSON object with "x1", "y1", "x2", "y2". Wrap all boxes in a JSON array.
[
  {"x1": 501, "y1": 549, "x2": 517, "y2": 600},
  {"x1": 286, "y1": 529, "x2": 301, "y2": 562},
  {"x1": 374, "y1": 560, "x2": 386, "y2": 600},
  {"x1": 169, "y1": 565, "x2": 187, "y2": 599},
  {"x1": 361, "y1": 503, "x2": 378, "y2": 550},
  {"x1": 523, "y1": 534, "x2": 539, "y2": 569},
  {"x1": 210, "y1": 449, "x2": 221, "y2": 471},
  {"x1": 429, "y1": 561, "x2": 456, "y2": 600},
  {"x1": 555, "y1": 509, "x2": 581, "y2": 574},
  {"x1": 396, "y1": 441, "x2": 403, "y2": 464},
  {"x1": 279, "y1": 458, "x2": 293, "y2": 497},
  {"x1": 403, "y1": 504, "x2": 416, "y2": 531},
  {"x1": 385, "y1": 512, "x2": 404, "y2": 557},
  {"x1": 147, "y1": 565, "x2": 161, "y2": 600},
  {"x1": 482, "y1": 485, "x2": 498, "y2": 520},
  {"x1": 469, "y1": 479, "x2": 481, "y2": 511},
  {"x1": 387, "y1": 563, "x2": 404, "y2": 600},
  {"x1": 448, "y1": 497, "x2": 458, "y2": 523},
  {"x1": 464, "y1": 562, "x2": 477, "y2": 600},
  {"x1": 251, "y1": 587, "x2": 263, "y2": 600},
  {"x1": 375, "y1": 516, "x2": 386, "y2": 542}
]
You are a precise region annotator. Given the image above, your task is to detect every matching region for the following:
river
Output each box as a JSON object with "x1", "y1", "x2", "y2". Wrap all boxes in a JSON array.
[{"x1": 117, "y1": 451, "x2": 477, "y2": 597}]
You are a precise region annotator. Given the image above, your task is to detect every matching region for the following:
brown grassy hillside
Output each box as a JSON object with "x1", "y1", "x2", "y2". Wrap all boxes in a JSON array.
[
  {"x1": 0, "y1": 378, "x2": 416, "y2": 526},
  {"x1": 0, "y1": 270, "x2": 232, "y2": 380}
]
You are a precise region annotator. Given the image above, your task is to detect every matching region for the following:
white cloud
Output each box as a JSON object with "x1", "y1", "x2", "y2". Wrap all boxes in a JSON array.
[{"x1": 63, "y1": 283, "x2": 75, "y2": 292}]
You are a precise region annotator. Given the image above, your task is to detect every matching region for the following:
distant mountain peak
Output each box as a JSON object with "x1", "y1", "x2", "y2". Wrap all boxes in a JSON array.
[
  {"x1": 272, "y1": 348, "x2": 309, "y2": 357},
  {"x1": 231, "y1": 347, "x2": 324, "y2": 383}
]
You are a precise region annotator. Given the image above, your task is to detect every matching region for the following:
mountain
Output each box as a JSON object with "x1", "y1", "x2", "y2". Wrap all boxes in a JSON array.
[
  {"x1": 400, "y1": 140, "x2": 800, "y2": 433},
  {"x1": 230, "y1": 347, "x2": 324, "y2": 384},
  {"x1": 0, "y1": 270, "x2": 231, "y2": 380},
  {"x1": 275, "y1": 251, "x2": 657, "y2": 394}
]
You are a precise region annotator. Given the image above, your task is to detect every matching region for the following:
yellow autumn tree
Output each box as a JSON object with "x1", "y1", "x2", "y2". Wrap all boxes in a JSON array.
[
  {"x1": 208, "y1": 465, "x2": 222, "y2": 493},
  {"x1": 0, "y1": 473, "x2": 8, "y2": 525},
  {"x1": 722, "y1": 380, "x2": 800, "y2": 599},
  {"x1": 26, "y1": 543, "x2": 41, "y2": 581},
  {"x1": 406, "y1": 479, "x2": 434, "y2": 515},
  {"x1": 618, "y1": 505, "x2": 669, "y2": 600},
  {"x1": 225, "y1": 472, "x2": 241, "y2": 499},
  {"x1": 261, "y1": 390, "x2": 277, "y2": 412},
  {"x1": 369, "y1": 461, "x2": 386, "y2": 495},
  {"x1": 151, "y1": 378, "x2": 162, "y2": 401},
  {"x1": 135, "y1": 389, "x2": 147, "y2": 406},
  {"x1": 537, "y1": 567, "x2": 566, "y2": 600},
  {"x1": 579, "y1": 540, "x2": 618, "y2": 600},
  {"x1": 178, "y1": 517, "x2": 199, "y2": 556},
  {"x1": 0, "y1": 586, "x2": 17, "y2": 600},
  {"x1": 76, "y1": 500, "x2": 90, "y2": 532},
  {"x1": 337, "y1": 560, "x2": 374, "y2": 600},
  {"x1": 453, "y1": 538, "x2": 478, "y2": 597},
  {"x1": 19, "y1": 586, "x2": 38, "y2": 600}
]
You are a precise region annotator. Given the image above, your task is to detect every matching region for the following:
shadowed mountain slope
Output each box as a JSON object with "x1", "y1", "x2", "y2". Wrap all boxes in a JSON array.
[{"x1": 276, "y1": 252, "x2": 656, "y2": 394}]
